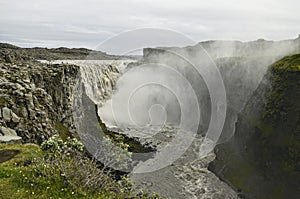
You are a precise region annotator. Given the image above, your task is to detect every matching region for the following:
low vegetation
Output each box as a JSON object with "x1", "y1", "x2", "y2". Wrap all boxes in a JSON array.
[
  {"x1": 272, "y1": 53, "x2": 300, "y2": 71},
  {"x1": 0, "y1": 136, "x2": 161, "y2": 199}
]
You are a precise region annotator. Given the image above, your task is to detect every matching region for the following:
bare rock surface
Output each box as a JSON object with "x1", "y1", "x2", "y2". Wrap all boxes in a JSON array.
[
  {"x1": 0, "y1": 58, "x2": 80, "y2": 143},
  {"x1": 0, "y1": 126, "x2": 21, "y2": 143}
]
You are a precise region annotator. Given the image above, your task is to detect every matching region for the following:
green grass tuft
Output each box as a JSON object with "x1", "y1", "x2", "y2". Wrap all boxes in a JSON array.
[
  {"x1": 272, "y1": 54, "x2": 300, "y2": 71},
  {"x1": 0, "y1": 143, "x2": 162, "y2": 199}
]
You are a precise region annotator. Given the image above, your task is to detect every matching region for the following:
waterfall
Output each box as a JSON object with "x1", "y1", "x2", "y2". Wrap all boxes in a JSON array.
[
  {"x1": 70, "y1": 60, "x2": 136, "y2": 172},
  {"x1": 60, "y1": 60, "x2": 129, "y2": 105},
  {"x1": 78, "y1": 60, "x2": 125, "y2": 105},
  {"x1": 71, "y1": 59, "x2": 133, "y2": 123}
]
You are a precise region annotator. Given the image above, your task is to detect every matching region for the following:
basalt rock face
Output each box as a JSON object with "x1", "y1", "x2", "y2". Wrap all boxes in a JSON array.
[
  {"x1": 210, "y1": 54, "x2": 300, "y2": 199},
  {"x1": 0, "y1": 42, "x2": 129, "y2": 144},
  {"x1": 0, "y1": 60, "x2": 80, "y2": 143}
]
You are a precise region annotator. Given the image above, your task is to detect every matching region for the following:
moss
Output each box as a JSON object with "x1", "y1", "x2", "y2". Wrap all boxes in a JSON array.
[
  {"x1": 209, "y1": 146, "x2": 256, "y2": 194},
  {"x1": 256, "y1": 121, "x2": 274, "y2": 139},
  {"x1": 0, "y1": 96, "x2": 7, "y2": 106},
  {"x1": 96, "y1": 105, "x2": 154, "y2": 153},
  {"x1": 224, "y1": 159, "x2": 255, "y2": 193},
  {"x1": 253, "y1": 54, "x2": 300, "y2": 184},
  {"x1": 98, "y1": 120, "x2": 153, "y2": 153},
  {"x1": 212, "y1": 54, "x2": 300, "y2": 198},
  {"x1": 54, "y1": 122, "x2": 72, "y2": 141},
  {"x1": 272, "y1": 54, "x2": 300, "y2": 71}
]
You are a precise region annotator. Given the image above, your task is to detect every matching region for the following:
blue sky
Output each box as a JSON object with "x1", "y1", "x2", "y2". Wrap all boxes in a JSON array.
[{"x1": 1, "y1": 0, "x2": 299, "y2": 51}]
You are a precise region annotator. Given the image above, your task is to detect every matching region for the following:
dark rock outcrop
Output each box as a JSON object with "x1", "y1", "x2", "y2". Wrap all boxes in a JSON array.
[
  {"x1": 0, "y1": 60, "x2": 80, "y2": 143},
  {"x1": 0, "y1": 43, "x2": 132, "y2": 144},
  {"x1": 210, "y1": 54, "x2": 300, "y2": 199},
  {"x1": 140, "y1": 36, "x2": 300, "y2": 198}
]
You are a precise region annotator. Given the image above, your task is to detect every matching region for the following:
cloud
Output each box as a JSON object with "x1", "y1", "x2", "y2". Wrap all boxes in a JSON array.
[{"x1": 0, "y1": 0, "x2": 299, "y2": 50}]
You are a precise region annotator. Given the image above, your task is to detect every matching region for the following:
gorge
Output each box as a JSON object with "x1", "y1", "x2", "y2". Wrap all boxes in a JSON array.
[{"x1": 0, "y1": 35, "x2": 300, "y2": 198}]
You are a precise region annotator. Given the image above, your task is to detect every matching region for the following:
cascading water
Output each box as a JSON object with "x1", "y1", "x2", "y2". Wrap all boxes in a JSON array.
[
  {"x1": 66, "y1": 37, "x2": 300, "y2": 198},
  {"x1": 65, "y1": 54, "x2": 286, "y2": 199},
  {"x1": 65, "y1": 58, "x2": 237, "y2": 199},
  {"x1": 73, "y1": 60, "x2": 129, "y2": 105},
  {"x1": 71, "y1": 60, "x2": 137, "y2": 172}
]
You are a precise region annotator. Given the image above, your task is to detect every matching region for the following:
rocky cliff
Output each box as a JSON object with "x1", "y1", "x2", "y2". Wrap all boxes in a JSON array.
[
  {"x1": 2, "y1": 39, "x2": 300, "y2": 198},
  {"x1": 210, "y1": 54, "x2": 300, "y2": 199},
  {"x1": 141, "y1": 36, "x2": 300, "y2": 198},
  {"x1": 0, "y1": 60, "x2": 79, "y2": 143},
  {"x1": 0, "y1": 44, "x2": 126, "y2": 145},
  {"x1": 142, "y1": 36, "x2": 300, "y2": 142}
]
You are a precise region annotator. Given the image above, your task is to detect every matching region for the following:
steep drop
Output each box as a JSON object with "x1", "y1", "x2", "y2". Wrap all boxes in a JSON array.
[{"x1": 210, "y1": 54, "x2": 300, "y2": 199}]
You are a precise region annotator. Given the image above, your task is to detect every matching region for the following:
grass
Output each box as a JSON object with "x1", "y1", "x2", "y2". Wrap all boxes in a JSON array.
[
  {"x1": 272, "y1": 54, "x2": 300, "y2": 71},
  {"x1": 54, "y1": 122, "x2": 73, "y2": 141},
  {"x1": 0, "y1": 143, "x2": 161, "y2": 199},
  {"x1": 0, "y1": 143, "x2": 95, "y2": 199},
  {"x1": 0, "y1": 143, "x2": 51, "y2": 199}
]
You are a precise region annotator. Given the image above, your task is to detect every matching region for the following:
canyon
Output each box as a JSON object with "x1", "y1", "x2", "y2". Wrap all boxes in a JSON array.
[{"x1": 0, "y1": 35, "x2": 299, "y2": 198}]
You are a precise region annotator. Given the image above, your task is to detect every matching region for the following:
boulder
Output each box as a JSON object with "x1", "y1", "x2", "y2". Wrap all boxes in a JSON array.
[
  {"x1": 0, "y1": 135, "x2": 22, "y2": 143},
  {"x1": 2, "y1": 107, "x2": 12, "y2": 122},
  {"x1": 1, "y1": 107, "x2": 20, "y2": 123},
  {"x1": 11, "y1": 112, "x2": 20, "y2": 123},
  {"x1": 0, "y1": 126, "x2": 17, "y2": 136},
  {"x1": 0, "y1": 126, "x2": 22, "y2": 143}
]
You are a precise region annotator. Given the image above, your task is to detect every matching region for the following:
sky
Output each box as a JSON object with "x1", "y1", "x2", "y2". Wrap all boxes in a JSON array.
[{"x1": 0, "y1": 0, "x2": 299, "y2": 51}]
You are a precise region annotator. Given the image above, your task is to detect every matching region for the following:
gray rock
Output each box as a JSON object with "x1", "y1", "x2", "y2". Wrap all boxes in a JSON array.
[
  {"x1": 15, "y1": 83, "x2": 25, "y2": 91},
  {"x1": 13, "y1": 89, "x2": 24, "y2": 97},
  {"x1": 20, "y1": 107, "x2": 28, "y2": 118},
  {"x1": 23, "y1": 78, "x2": 30, "y2": 83},
  {"x1": 2, "y1": 107, "x2": 12, "y2": 122},
  {"x1": 28, "y1": 110, "x2": 36, "y2": 119},
  {"x1": 11, "y1": 112, "x2": 20, "y2": 123},
  {"x1": 0, "y1": 135, "x2": 22, "y2": 143},
  {"x1": 0, "y1": 126, "x2": 17, "y2": 136},
  {"x1": 25, "y1": 93, "x2": 34, "y2": 108}
]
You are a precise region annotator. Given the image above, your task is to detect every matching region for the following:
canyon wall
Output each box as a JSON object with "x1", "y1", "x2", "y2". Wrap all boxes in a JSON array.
[
  {"x1": 0, "y1": 46, "x2": 126, "y2": 144},
  {"x1": 210, "y1": 54, "x2": 300, "y2": 199}
]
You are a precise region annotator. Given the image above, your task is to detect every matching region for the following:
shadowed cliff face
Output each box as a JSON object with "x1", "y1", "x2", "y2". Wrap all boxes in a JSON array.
[{"x1": 210, "y1": 54, "x2": 300, "y2": 199}]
